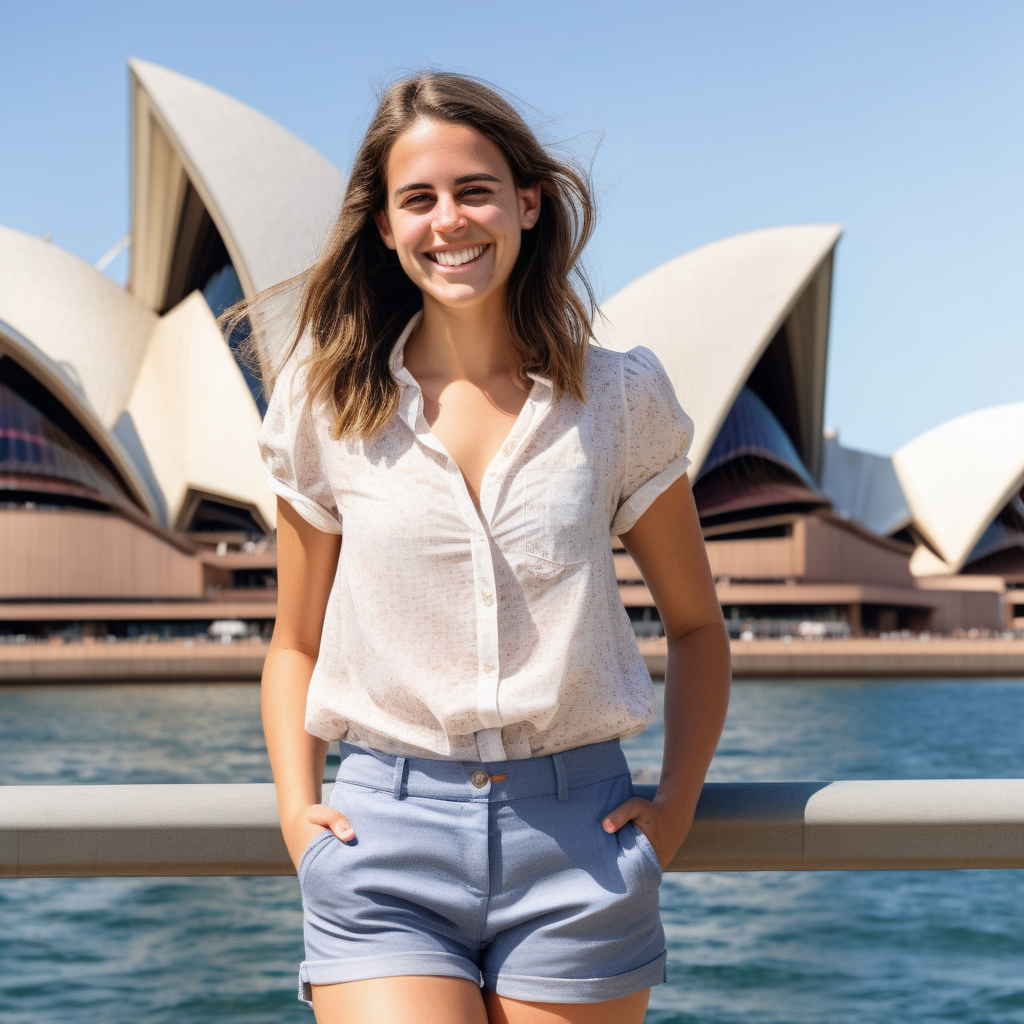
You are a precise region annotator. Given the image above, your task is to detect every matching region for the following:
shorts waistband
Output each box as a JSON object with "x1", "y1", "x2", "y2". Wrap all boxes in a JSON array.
[{"x1": 334, "y1": 738, "x2": 629, "y2": 803}]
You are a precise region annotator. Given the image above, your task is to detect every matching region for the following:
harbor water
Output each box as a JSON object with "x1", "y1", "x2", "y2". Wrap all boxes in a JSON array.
[{"x1": 2, "y1": 679, "x2": 1023, "y2": 1023}]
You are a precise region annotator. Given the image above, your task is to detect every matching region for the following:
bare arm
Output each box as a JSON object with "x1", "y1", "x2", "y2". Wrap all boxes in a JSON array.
[
  {"x1": 263, "y1": 496, "x2": 350, "y2": 867},
  {"x1": 602, "y1": 475, "x2": 732, "y2": 867}
]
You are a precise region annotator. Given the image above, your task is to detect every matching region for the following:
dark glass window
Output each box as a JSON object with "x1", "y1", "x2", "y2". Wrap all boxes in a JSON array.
[
  {"x1": 0, "y1": 361, "x2": 133, "y2": 509},
  {"x1": 202, "y1": 265, "x2": 266, "y2": 417},
  {"x1": 163, "y1": 179, "x2": 267, "y2": 416},
  {"x1": 694, "y1": 387, "x2": 829, "y2": 525}
]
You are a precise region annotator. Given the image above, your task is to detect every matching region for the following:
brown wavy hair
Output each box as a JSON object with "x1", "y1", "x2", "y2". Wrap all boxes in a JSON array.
[{"x1": 236, "y1": 71, "x2": 597, "y2": 439}]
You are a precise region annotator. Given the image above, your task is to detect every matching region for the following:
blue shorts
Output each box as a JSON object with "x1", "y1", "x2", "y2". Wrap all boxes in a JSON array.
[{"x1": 297, "y1": 738, "x2": 666, "y2": 1004}]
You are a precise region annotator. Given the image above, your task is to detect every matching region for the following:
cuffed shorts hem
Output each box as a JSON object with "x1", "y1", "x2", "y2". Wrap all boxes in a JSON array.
[
  {"x1": 299, "y1": 951, "x2": 480, "y2": 1004},
  {"x1": 483, "y1": 951, "x2": 667, "y2": 1004}
]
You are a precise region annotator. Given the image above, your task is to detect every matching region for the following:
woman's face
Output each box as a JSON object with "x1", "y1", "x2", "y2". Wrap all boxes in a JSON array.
[{"x1": 375, "y1": 119, "x2": 541, "y2": 313}]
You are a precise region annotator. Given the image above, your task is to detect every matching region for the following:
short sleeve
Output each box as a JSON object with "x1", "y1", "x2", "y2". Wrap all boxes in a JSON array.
[
  {"x1": 257, "y1": 352, "x2": 343, "y2": 535},
  {"x1": 610, "y1": 346, "x2": 694, "y2": 536}
]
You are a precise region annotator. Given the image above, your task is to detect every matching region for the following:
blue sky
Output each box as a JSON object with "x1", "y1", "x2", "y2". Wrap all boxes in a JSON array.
[{"x1": 1, "y1": 1, "x2": 1021, "y2": 455}]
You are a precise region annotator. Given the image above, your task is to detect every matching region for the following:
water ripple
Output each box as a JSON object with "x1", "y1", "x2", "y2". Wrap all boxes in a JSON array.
[{"x1": 1, "y1": 679, "x2": 1023, "y2": 1022}]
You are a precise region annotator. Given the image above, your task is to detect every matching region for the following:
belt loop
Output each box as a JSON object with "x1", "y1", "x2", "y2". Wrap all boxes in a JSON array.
[
  {"x1": 392, "y1": 755, "x2": 407, "y2": 800},
  {"x1": 552, "y1": 752, "x2": 569, "y2": 802}
]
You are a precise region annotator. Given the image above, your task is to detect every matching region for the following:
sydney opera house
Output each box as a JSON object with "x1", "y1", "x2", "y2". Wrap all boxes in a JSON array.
[{"x1": 1, "y1": 60, "x2": 1021, "y2": 647}]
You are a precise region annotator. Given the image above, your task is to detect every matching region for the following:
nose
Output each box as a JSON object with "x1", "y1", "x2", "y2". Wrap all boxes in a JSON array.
[{"x1": 432, "y1": 193, "x2": 465, "y2": 234}]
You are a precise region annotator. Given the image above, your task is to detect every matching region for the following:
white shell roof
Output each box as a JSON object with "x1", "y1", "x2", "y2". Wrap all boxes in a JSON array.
[
  {"x1": 1, "y1": 63, "x2": 346, "y2": 534},
  {"x1": 0, "y1": 225, "x2": 161, "y2": 515},
  {"x1": 4, "y1": 68, "x2": 861, "y2": 548},
  {"x1": 0, "y1": 225, "x2": 155, "y2": 428},
  {"x1": 594, "y1": 224, "x2": 841, "y2": 478},
  {"x1": 129, "y1": 59, "x2": 345, "y2": 301},
  {"x1": 0, "y1": 224, "x2": 276, "y2": 527},
  {"x1": 893, "y1": 402, "x2": 1024, "y2": 574},
  {"x1": 125, "y1": 292, "x2": 274, "y2": 531}
]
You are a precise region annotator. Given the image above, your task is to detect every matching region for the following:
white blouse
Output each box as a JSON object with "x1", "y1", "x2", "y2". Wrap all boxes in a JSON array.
[{"x1": 259, "y1": 312, "x2": 693, "y2": 761}]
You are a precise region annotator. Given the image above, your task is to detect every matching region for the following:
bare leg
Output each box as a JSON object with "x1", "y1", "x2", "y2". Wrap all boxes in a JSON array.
[
  {"x1": 485, "y1": 988, "x2": 651, "y2": 1024},
  {"x1": 311, "y1": 976, "x2": 488, "y2": 1024}
]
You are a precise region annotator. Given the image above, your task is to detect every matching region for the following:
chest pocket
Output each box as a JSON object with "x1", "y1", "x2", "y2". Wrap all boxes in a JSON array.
[{"x1": 524, "y1": 462, "x2": 594, "y2": 573}]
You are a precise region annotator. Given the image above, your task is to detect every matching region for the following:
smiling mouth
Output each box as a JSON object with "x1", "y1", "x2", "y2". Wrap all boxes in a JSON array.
[{"x1": 425, "y1": 244, "x2": 490, "y2": 267}]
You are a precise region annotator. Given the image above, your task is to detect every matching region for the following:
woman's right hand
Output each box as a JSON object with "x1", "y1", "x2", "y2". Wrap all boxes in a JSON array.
[{"x1": 285, "y1": 803, "x2": 355, "y2": 870}]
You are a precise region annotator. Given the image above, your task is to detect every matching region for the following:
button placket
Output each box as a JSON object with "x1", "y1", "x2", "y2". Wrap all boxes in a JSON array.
[
  {"x1": 403, "y1": 399, "x2": 505, "y2": 761},
  {"x1": 471, "y1": 533, "x2": 502, "y2": 745},
  {"x1": 392, "y1": 332, "x2": 554, "y2": 765},
  {"x1": 470, "y1": 385, "x2": 553, "y2": 766}
]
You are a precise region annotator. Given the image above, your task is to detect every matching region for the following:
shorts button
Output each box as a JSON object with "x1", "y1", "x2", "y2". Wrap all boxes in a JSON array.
[{"x1": 471, "y1": 770, "x2": 489, "y2": 788}]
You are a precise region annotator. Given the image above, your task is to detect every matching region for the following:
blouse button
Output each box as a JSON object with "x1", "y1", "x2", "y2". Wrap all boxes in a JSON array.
[
  {"x1": 502, "y1": 441, "x2": 516, "y2": 457},
  {"x1": 483, "y1": 663, "x2": 496, "y2": 674},
  {"x1": 482, "y1": 593, "x2": 495, "y2": 607}
]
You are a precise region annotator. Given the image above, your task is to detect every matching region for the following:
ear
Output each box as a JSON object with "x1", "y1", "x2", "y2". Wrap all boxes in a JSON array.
[
  {"x1": 518, "y1": 183, "x2": 542, "y2": 230},
  {"x1": 374, "y1": 208, "x2": 397, "y2": 250}
]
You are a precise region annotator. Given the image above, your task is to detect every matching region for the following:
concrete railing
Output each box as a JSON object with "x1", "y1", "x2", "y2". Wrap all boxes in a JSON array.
[{"x1": 3, "y1": 781, "x2": 1022, "y2": 877}]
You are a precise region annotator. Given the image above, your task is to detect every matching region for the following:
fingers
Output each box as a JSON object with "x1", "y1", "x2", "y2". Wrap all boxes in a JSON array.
[
  {"x1": 602, "y1": 796, "x2": 647, "y2": 833},
  {"x1": 307, "y1": 804, "x2": 355, "y2": 841}
]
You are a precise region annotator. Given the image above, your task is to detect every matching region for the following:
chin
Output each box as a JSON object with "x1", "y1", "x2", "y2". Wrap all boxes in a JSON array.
[
  {"x1": 427, "y1": 289, "x2": 489, "y2": 310},
  {"x1": 420, "y1": 276, "x2": 494, "y2": 305}
]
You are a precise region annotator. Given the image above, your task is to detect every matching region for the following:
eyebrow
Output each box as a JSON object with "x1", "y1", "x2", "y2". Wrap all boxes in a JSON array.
[{"x1": 393, "y1": 173, "x2": 502, "y2": 200}]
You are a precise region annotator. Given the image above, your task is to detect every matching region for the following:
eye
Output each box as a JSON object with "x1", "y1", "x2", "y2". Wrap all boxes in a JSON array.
[
  {"x1": 460, "y1": 186, "x2": 491, "y2": 198},
  {"x1": 402, "y1": 192, "x2": 434, "y2": 207}
]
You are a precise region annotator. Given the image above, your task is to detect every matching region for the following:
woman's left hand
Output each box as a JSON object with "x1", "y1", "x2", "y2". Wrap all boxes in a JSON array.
[{"x1": 602, "y1": 796, "x2": 693, "y2": 869}]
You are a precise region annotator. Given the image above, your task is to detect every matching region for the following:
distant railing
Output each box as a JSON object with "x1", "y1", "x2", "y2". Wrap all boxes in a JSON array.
[{"x1": 2, "y1": 781, "x2": 1022, "y2": 877}]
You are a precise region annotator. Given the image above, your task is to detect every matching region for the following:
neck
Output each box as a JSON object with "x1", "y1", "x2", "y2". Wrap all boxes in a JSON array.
[{"x1": 405, "y1": 288, "x2": 517, "y2": 381}]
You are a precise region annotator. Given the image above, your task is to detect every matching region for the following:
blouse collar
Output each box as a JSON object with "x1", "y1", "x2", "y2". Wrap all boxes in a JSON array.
[{"x1": 388, "y1": 311, "x2": 553, "y2": 439}]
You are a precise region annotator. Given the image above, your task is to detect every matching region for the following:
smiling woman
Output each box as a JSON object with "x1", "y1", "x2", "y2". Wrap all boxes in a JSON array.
[
  {"x1": 234, "y1": 71, "x2": 731, "y2": 1024},
  {"x1": 370, "y1": 118, "x2": 543, "y2": 502},
  {"x1": 375, "y1": 122, "x2": 537, "y2": 313},
  {"x1": 232, "y1": 73, "x2": 595, "y2": 442}
]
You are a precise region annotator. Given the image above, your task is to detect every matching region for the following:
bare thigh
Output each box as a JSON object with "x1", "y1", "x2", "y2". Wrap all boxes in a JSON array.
[
  {"x1": 311, "y1": 978, "x2": 650, "y2": 1024},
  {"x1": 486, "y1": 988, "x2": 650, "y2": 1024},
  {"x1": 311, "y1": 977, "x2": 487, "y2": 1024}
]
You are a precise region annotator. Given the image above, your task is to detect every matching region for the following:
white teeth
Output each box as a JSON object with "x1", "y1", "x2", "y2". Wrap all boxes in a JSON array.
[{"x1": 431, "y1": 245, "x2": 486, "y2": 266}]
